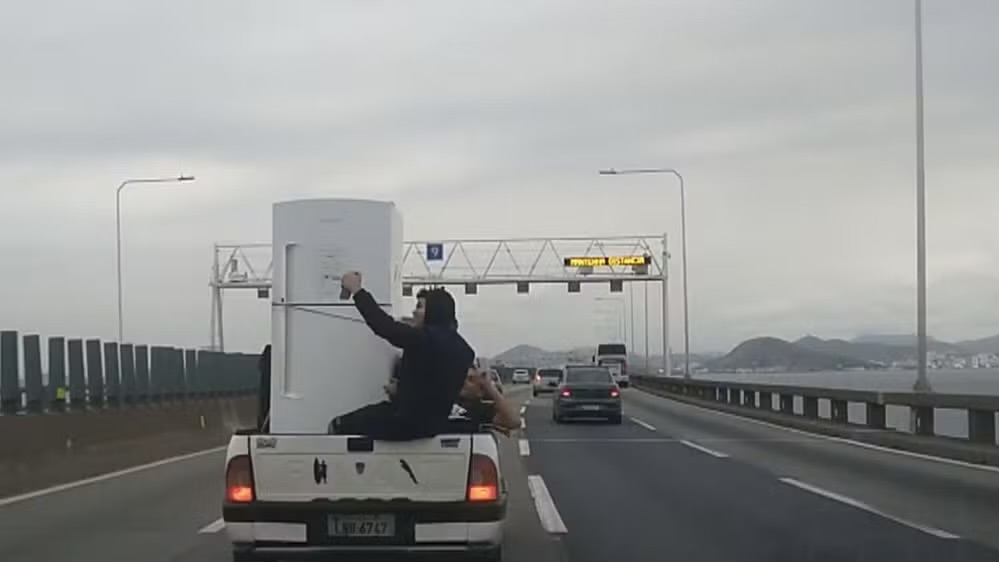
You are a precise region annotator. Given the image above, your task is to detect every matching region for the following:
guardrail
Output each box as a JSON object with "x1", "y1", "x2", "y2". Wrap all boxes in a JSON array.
[
  {"x1": 632, "y1": 375, "x2": 999, "y2": 446},
  {"x1": 0, "y1": 330, "x2": 258, "y2": 415}
]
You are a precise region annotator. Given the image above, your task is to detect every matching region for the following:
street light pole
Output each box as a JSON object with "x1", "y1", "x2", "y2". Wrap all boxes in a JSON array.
[
  {"x1": 116, "y1": 175, "x2": 195, "y2": 343},
  {"x1": 599, "y1": 167, "x2": 690, "y2": 378},
  {"x1": 913, "y1": 0, "x2": 932, "y2": 392}
]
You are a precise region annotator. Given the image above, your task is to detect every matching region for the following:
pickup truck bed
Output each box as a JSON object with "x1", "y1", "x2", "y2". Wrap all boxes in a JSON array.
[{"x1": 223, "y1": 428, "x2": 506, "y2": 561}]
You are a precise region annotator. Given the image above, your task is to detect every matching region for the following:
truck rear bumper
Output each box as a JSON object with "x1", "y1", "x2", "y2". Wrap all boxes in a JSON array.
[
  {"x1": 224, "y1": 500, "x2": 504, "y2": 555},
  {"x1": 228, "y1": 520, "x2": 502, "y2": 547}
]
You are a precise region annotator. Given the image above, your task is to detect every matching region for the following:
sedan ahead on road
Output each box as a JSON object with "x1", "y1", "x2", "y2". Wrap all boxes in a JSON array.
[
  {"x1": 532, "y1": 368, "x2": 562, "y2": 396},
  {"x1": 552, "y1": 366, "x2": 622, "y2": 424},
  {"x1": 511, "y1": 368, "x2": 531, "y2": 384}
]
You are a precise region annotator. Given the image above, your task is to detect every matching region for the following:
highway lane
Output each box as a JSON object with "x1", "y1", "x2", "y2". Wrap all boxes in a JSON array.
[
  {"x1": 623, "y1": 388, "x2": 999, "y2": 551},
  {"x1": 521, "y1": 389, "x2": 999, "y2": 562},
  {"x1": 0, "y1": 385, "x2": 557, "y2": 562}
]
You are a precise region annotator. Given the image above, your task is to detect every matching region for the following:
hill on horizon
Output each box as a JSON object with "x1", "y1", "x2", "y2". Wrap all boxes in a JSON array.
[
  {"x1": 489, "y1": 330, "x2": 999, "y2": 372},
  {"x1": 709, "y1": 337, "x2": 872, "y2": 372}
]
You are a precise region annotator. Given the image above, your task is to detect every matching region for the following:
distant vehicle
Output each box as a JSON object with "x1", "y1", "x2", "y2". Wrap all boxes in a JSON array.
[
  {"x1": 552, "y1": 365, "x2": 621, "y2": 424},
  {"x1": 595, "y1": 343, "x2": 629, "y2": 388},
  {"x1": 533, "y1": 368, "x2": 563, "y2": 396},
  {"x1": 511, "y1": 368, "x2": 531, "y2": 384}
]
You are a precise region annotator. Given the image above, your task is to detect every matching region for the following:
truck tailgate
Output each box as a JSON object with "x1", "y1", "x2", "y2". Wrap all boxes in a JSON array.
[{"x1": 251, "y1": 435, "x2": 471, "y2": 502}]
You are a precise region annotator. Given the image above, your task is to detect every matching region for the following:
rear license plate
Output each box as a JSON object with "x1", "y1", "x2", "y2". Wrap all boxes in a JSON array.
[
  {"x1": 581, "y1": 405, "x2": 600, "y2": 411},
  {"x1": 327, "y1": 514, "x2": 395, "y2": 538}
]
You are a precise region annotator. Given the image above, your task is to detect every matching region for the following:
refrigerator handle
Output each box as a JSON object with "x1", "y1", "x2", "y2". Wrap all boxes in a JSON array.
[{"x1": 279, "y1": 242, "x2": 301, "y2": 398}]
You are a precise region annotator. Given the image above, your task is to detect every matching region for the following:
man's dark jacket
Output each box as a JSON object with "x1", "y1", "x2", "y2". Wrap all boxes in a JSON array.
[{"x1": 352, "y1": 288, "x2": 474, "y2": 435}]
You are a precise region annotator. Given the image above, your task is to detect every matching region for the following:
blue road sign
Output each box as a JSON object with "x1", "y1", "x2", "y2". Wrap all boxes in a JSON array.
[{"x1": 426, "y1": 243, "x2": 444, "y2": 261}]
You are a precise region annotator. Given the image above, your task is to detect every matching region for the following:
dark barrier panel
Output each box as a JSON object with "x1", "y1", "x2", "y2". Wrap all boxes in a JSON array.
[
  {"x1": 184, "y1": 349, "x2": 198, "y2": 398},
  {"x1": 135, "y1": 345, "x2": 150, "y2": 402},
  {"x1": 48, "y1": 337, "x2": 67, "y2": 412},
  {"x1": 172, "y1": 348, "x2": 183, "y2": 400},
  {"x1": 149, "y1": 346, "x2": 168, "y2": 402},
  {"x1": 200, "y1": 351, "x2": 216, "y2": 397},
  {"x1": 120, "y1": 344, "x2": 135, "y2": 404},
  {"x1": 67, "y1": 339, "x2": 86, "y2": 410},
  {"x1": 0, "y1": 331, "x2": 18, "y2": 414},
  {"x1": 104, "y1": 342, "x2": 120, "y2": 407},
  {"x1": 23, "y1": 335, "x2": 44, "y2": 413},
  {"x1": 85, "y1": 339, "x2": 104, "y2": 407}
]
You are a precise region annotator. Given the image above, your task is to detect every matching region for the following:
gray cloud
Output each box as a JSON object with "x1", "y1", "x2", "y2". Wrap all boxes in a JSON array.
[{"x1": 0, "y1": 0, "x2": 997, "y2": 356}]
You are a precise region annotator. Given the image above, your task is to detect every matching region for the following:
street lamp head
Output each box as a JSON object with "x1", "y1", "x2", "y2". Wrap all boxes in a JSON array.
[
  {"x1": 598, "y1": 169, "x2": 619, "y2": 175},
  {"x1": 177, "y1": 175, "x2": 196, "y2": 182}
]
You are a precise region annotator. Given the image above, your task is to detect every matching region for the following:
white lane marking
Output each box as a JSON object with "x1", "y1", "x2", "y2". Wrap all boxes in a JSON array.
[
  {"x1": 519, "y1": 439, "x2": 531, "y2": 456},
  {"x1": 532, "y1": 437, "x2": 676, "y2": 443},
  {"x1": 520, "y1": 417, "x2": 527, "y2": 430},
  {"x1": 527, "y1": 475, "x2": 568, "y2": 534},
  {"x1": 0, "y1": 446, "x2": 226, "y2": 508},
  {"x1": 779, "y1": 477, "x2": 959, "y2": 539},
  {"x1": 630, "y1": 417, "x2": 657, "y2": 432},
  {"x1": 198, "y1": 518, "x2": 226, "y2": 534},
  {"x1": 635, "y1": 387, "x2": 999, "y2": 474},
  {"x1": 519, "y1": 405, "x2": 527, "y2": 416},
  {"x1": 680, "y1": 440, "x2": 729, "y2": 458}
]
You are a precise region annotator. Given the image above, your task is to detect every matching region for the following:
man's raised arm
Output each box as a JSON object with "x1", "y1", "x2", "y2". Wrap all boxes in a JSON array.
[{"x1": 343, "y1": 272, "x2": 422, "y2": 350}]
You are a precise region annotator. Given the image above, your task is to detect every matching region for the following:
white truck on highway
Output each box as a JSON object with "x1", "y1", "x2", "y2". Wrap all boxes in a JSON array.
[
  {"x1": 222, "y1": 199, "x2": 505, "y2": 561},
  {"x1": 595, "y1": 343, "x2": 629, "y2": 388}
]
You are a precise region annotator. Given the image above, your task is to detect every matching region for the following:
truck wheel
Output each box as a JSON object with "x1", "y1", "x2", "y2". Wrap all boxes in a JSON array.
[{"x1": 610, "y1": 414, "x2": 623, "y2": 425}]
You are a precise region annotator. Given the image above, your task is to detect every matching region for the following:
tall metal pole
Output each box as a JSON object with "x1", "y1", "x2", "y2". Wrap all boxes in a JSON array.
[
  {"x1": 629, "y1": 283, "x2": 635, "y2": 356},
  {"x1": 210, "y1": 244, "x2": 219, "y2": 350},
  {"x1": 115, "y1": 175, "x2": 195, "y2": 343},
  {"x1": 644, "y1": 281, "x2": 649, "y2": 374},
  {"x1": 116, "y1": 183, "x2": 125, "y2": 343},
  {"x1": 598, "y1": 168, "x2": 689, "y2": 377},
  {"x1": 914, "y1": 0, "x2": 931, "y2": 392},
  {"x1": 662, "y1": 233, "x2": 671, "y2": 377},
  {"x1": 677, "y1": 173, "x2": 690, "y2": 378}
]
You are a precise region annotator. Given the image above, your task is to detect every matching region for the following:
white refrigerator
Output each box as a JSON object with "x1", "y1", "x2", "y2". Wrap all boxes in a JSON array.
[{"x1": 269, "y1": 199, "x2": 404, "y2": 433}]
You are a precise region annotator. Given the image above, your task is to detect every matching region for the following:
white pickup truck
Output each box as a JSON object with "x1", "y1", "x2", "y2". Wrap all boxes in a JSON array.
[
  {"x1": 223, "y1": 421, "x2": 506, "y2": 561},
  {"x1": 221, "y1": 199, "x2": 506, "y2": 560}
]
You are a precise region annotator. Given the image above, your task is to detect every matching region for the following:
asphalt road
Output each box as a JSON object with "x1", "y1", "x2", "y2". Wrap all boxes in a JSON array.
[
  {"x1": 521, "y1": 385, "x2": 999, "y2": 562},
  {"x1": 0, "y1": 385, "x2": 558, "y2": 562},
  {"x1": 4, "y1": 384, "x2": 998, "y2": 562}
]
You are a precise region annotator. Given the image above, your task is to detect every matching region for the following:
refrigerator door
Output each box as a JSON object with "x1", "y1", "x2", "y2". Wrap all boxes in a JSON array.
[
  {"x1": 270, "y1": 306, "x2": 396, "y2": 433},
  {"x1": 270, "y1": 198, "x2": 404, "y2": 434},
  {"x1": 273, "y1": 199, "x2": 401, "y2": 306}
]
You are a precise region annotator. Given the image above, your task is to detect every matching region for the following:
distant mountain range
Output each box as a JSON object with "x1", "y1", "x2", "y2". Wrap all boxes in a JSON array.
[
  {"x1": 489, "y1": 332, "x2": 999, "y2": 373},
  {"x1": 709, "y1": 337, "x2": 872, "y2": 372}
]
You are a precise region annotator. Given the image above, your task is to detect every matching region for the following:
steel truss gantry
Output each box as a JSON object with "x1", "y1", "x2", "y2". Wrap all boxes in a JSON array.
[{"x1": 209, "y1": 234, "x2": 672, "y2": 374}]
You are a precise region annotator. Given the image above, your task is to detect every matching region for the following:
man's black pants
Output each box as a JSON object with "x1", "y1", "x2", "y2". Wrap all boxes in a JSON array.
[{"x1": 328, "y1": 401, "x2": 439, "y2": 441}]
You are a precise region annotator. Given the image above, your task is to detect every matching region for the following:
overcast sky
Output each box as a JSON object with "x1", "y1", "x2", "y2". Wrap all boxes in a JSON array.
[{"x1": 1, "y1": 0, "x2": 997, "y2": 356}]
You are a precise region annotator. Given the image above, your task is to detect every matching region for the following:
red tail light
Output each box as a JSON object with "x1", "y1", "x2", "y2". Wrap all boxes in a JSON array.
[
  {"x1": 559, "y1": 387, "x2": 571, "y2": 398},
  {"x1": 467, "y1": 453, "x2": 499, "y2": 502},
  {"x1": 226, "y1": 455, "x2": 255, "y2": 503},
  {"x1": 610, "y1": 388, "x2": 620, "y2": 398}
]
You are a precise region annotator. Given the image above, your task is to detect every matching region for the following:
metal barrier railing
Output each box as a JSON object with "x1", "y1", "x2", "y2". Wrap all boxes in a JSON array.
[
  {"x1": 0, "y1": 330, "x2": 258, "y2": 415},
  {"x1": 632, "y1": 375, "x2": 999, "y2": 446}
]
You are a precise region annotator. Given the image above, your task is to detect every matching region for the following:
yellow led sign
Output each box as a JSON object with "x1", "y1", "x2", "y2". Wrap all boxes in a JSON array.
[{"x1": 563, "y1": 255, "x2": 651, "y2": 267}]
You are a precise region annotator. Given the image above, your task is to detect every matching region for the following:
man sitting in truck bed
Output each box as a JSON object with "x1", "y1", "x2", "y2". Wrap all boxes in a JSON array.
[{"x1": 329, "y1": 272, "x2": 475, "y2": 440}]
